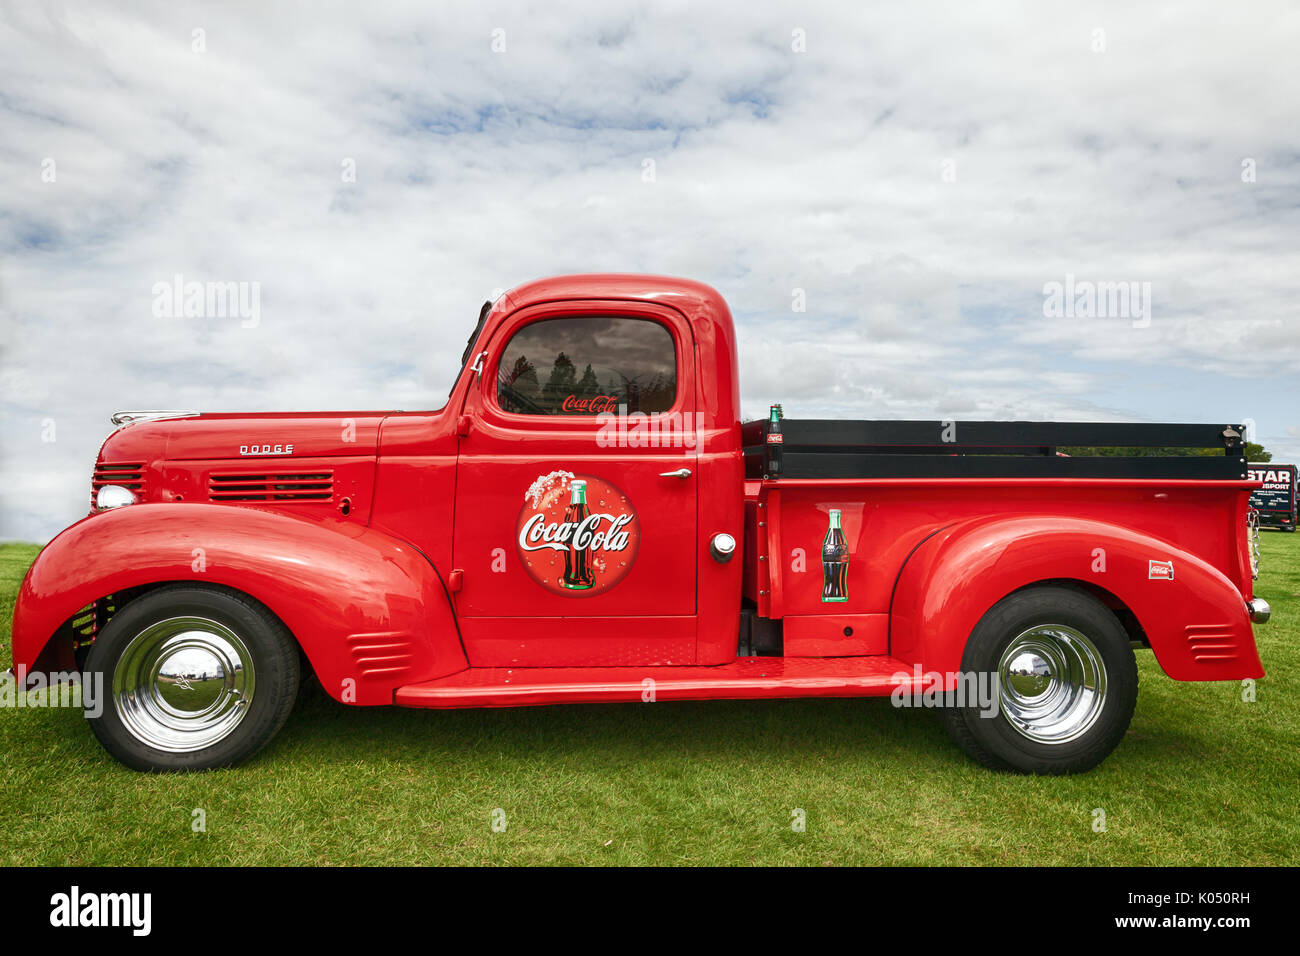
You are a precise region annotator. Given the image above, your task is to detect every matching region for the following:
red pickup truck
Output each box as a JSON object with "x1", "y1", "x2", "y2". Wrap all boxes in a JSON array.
[{"x1": 11, "y1": 275, "x2": 1269, "y2": 774}]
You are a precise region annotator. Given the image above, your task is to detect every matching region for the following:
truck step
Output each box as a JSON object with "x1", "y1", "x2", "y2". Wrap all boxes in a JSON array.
[{"x1": 394, "y1": 656, "x2": 921, "y2": 709}]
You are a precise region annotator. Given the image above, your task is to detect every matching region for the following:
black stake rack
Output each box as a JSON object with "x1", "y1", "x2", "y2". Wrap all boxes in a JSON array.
[{"x1": 740, "y1": 419, "x2": 1248, "y2": 481}]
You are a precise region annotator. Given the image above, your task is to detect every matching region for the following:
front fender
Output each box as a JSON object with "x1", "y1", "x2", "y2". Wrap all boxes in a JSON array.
[
  {"x1": 12, "y1": 504, "x2": 467, "y2": 704},
  {"x1": 889, "y1": 515, "x2": 1263, "y2": 683}
]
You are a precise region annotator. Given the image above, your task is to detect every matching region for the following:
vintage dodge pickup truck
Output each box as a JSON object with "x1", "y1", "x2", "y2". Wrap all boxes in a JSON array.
[{"x1": 11, "y1": 275, "x2": 1270, "y2": 773}]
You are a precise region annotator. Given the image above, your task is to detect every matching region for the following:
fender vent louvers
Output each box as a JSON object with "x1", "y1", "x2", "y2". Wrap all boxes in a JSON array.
[
  {"x1": 1185, "y1": 624, "x2": 1239, "y2": 663},
  {"x1": 208, "y1": 471, "x2": 333, "y2": 502},
  {"x1": 345, "y1": 632, "x2": 414, "y2": 679}
]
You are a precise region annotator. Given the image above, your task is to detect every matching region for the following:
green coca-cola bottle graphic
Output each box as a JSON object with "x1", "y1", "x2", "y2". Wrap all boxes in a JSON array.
[
  {"x1": 821, "y1": 509, "x2": 849, "y2": 602},
  {"x1": 562, "y1": 479, "x2": 595, "y2": 590}
]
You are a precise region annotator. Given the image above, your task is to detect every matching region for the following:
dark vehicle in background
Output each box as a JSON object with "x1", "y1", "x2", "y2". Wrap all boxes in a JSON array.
[{"x1": 1248, "y1": 463, "x2": 1297, "y2": 531}]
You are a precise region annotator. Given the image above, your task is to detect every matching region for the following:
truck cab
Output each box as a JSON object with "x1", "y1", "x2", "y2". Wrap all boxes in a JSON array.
[
  {"x1": 395, "y1": 275, "x2": 743, "y2": 668},
  {"x1": 11, "y1": 275, "x2": 1268, "y2": 774}
]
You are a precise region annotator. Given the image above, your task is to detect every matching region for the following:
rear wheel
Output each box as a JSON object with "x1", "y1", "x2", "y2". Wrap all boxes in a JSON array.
[
  {"x1": 84, "y1": 585, "x2": 299, "y2": 771},
  {"x1": 941, "y1": 585, "x2": 1137, "y2": 774}
]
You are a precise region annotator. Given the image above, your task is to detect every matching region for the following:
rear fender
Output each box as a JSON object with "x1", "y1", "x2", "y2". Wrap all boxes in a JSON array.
[
  {"x1": 889, "y1": 515, "x2": 1263, "y2": 684},
  {"x1": 12, "y1": 504, "x2": 467, "y2": 704}
]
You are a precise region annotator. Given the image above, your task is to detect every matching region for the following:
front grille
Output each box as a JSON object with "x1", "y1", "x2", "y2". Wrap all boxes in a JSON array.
[
  {"x1": 91, "y1": 462, "x2": 145, "y2": 506},
  {"x1": 208, "y1": 471, "x2": 333, "y2": 502}
]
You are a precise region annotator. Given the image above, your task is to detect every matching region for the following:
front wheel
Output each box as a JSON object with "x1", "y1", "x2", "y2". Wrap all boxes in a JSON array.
[
  {"x1": 84, "y1": 585, "x2": 300, "y2": 771},
  {"x1": 940, "y1": 585, "x2": 1137, "y2": 774}
]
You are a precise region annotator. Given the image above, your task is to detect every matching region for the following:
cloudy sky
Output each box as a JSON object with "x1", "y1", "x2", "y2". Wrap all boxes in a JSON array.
[{"x1": 2, "y1": 1, "x2": 1298, "y2": 542}]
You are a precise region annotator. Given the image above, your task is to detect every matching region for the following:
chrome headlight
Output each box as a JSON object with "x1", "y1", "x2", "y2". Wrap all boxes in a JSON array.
[{"x1": 96, "y1": 484, "x2": 138, "y2": 510}]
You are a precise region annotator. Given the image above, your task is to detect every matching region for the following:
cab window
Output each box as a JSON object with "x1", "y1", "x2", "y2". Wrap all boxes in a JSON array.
[{"x1": 496, "y1": 316, "x2": 677, "y2": 415}]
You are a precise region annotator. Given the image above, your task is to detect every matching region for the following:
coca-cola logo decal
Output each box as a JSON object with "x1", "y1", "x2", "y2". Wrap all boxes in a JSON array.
[
  {"x1": 560, "y1": 394, "x2": 620, "y2": 414},
  {"x1": 516, "y1": 470, "x2": 641, "y2": 596}
]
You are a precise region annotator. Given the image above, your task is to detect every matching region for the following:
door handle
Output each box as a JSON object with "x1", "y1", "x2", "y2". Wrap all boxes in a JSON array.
[{"x1": 659, "y1": 468, "x2": 692, "y2": 478}]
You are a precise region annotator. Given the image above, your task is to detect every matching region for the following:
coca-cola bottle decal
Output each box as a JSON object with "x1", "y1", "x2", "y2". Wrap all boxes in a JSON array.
[
  {"x1": 766, "y1": 403, "x2": 783, "y2": 478},
  {"x1": 561, "y1": 479, "x2": 595, "y2": 590},
  {"x1": 821, "y1": 508, "x2": 849, "y2": 602}
]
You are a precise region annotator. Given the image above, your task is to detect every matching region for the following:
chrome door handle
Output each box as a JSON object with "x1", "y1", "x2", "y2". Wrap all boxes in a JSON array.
[{"x1": 659, "y1": 468, "x2": 692, "y2": 478}]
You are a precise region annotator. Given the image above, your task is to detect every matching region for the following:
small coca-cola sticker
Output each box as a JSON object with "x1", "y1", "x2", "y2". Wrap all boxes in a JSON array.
[
  {"x1": 561, "y1": 394, "x2": 620, "y2": 414},
  {"x1": 1148, "y1": 559, "x2": 1174, "y2": 581},
  {"x1": 767, "y1": 433, "x2": 784, "y2": 444},
  {"x1": 516, "y1": 470, "x2": 641, "y2": 596}
]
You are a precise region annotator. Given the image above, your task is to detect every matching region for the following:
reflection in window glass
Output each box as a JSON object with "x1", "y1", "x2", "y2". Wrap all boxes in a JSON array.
[{"x1": 496, "y1": 317, "x2": 677, "y2": 415}]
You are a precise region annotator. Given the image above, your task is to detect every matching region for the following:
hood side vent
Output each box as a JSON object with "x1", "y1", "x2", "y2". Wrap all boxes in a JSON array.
[
  {"x1": 208, "y1": 471, "x2": 334, "y2": 503},
  {"x1": 92, "y1": 462, "x2": 146, "y2": 506}
]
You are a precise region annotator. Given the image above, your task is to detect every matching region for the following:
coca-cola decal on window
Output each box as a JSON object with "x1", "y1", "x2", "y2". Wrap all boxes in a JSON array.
[
  {"x1": 516, "y1": 470, "x2": 641, "y2": 596},
  {"x1": 560, "y1": 394, "x2": 620, "y2": 414}
]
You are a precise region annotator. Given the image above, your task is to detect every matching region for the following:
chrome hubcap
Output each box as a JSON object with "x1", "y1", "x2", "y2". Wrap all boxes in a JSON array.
[
  {"x1": 997, "y1": 624, "x2": 1107, "y2": 744},
  {"x1": 112, "y1": 616, "x2": 255, "y2": 752}
]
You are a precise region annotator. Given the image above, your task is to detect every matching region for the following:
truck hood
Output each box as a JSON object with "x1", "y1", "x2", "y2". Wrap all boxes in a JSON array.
[{"x1": 98, "y1": 411, "x2": 392, "y2": 462}]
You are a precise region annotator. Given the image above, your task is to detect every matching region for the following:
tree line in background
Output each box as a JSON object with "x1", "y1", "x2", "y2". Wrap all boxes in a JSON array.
[{"x1": 1059, "y1": 442, "x2": 1271, "y2": 462}]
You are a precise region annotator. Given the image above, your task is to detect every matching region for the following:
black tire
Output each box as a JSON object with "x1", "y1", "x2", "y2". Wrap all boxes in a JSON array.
[
  {"x1": 84, "y1": 584, "x2": 299, "y2": 771},
  {"x1": 940, "y1": 585, "x2": 1137, "y2": 774}
]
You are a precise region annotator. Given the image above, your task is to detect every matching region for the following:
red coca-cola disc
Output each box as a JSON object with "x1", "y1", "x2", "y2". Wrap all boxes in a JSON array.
[{"x1": 516, "y1": 471, "x2": 641, "y2": 597}]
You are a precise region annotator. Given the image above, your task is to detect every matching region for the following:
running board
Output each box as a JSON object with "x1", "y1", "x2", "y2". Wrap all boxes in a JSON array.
[{"x1": 395, "y1": 656, "x2": 920, "y2": 709}]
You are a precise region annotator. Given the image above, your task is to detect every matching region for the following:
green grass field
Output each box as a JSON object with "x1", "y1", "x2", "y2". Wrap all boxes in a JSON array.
[{"x1": 1, "y1": 534, "x2": 1296, "y2": 866}]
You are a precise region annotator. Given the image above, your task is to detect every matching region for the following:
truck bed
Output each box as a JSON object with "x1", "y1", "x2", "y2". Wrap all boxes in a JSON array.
[
  {"x1": 735, "y1": 418, "x2": 1258, "y2": 673},
  {"x1": 742, "y1": 418, "x2": 1248, "y2": 480}
]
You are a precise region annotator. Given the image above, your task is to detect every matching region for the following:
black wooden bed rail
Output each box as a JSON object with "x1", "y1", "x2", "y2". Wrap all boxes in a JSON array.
[{"x1": 740, "y1": 417, "x2": 1247, "y2": 481}]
